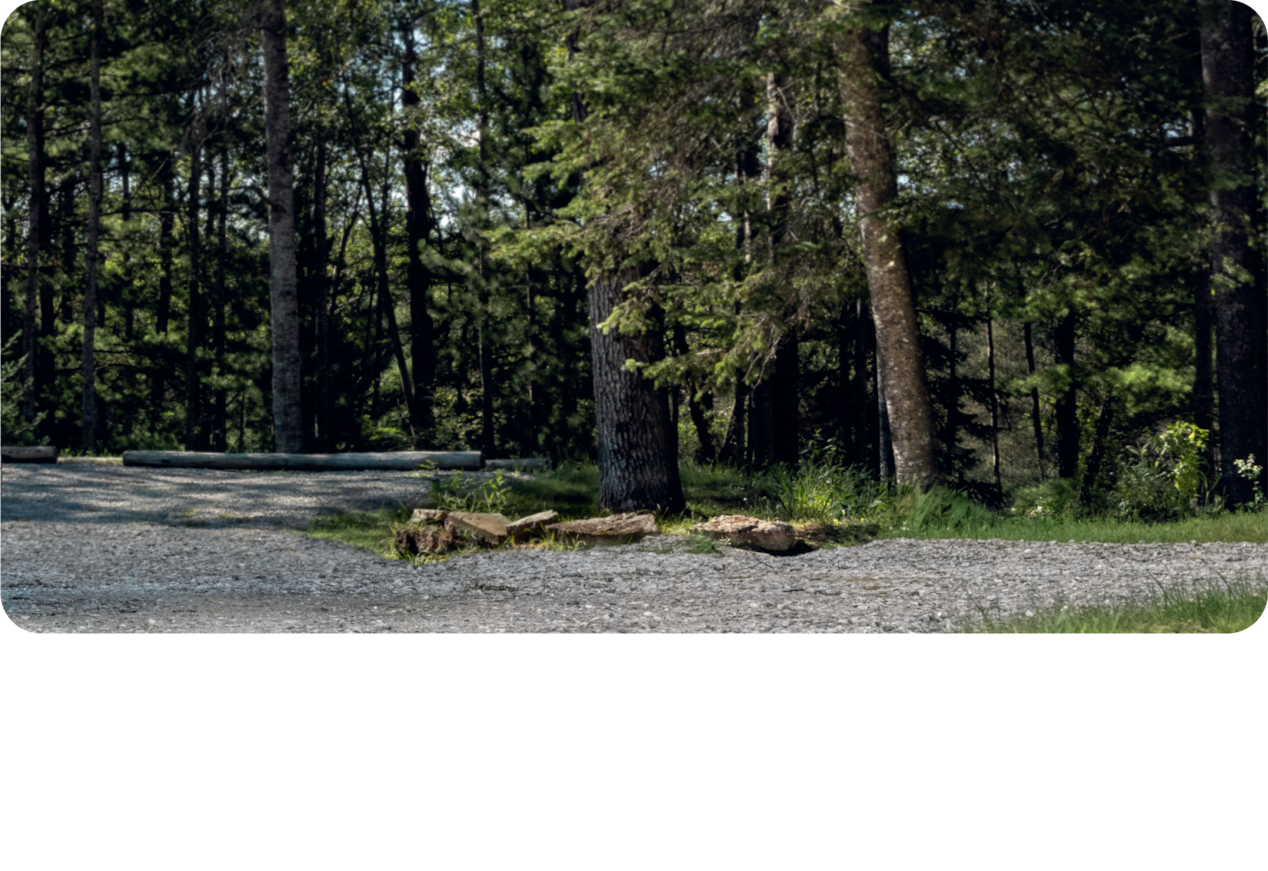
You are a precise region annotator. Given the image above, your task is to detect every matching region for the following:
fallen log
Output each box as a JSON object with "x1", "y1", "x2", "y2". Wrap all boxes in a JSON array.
[
  {"x1": 120, "y1": 450, "x2": 484, "y2": 472},
  {"x1": 1, "y1": 446, "x2": 59, "y2": 464},
  {"x1": 484, "y1": 458, "x2": 549, "y2": 471}
]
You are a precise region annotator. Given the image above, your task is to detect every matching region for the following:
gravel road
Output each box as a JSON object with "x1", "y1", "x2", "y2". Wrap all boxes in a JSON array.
[{"x1": 3, "y1": 463, "x2": 1265, "y2": 634}]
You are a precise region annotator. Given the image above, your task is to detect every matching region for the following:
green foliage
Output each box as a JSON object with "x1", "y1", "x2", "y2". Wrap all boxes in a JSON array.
[
  {"x1": 0, "y1": 335, "x2": 48, "y2": 446},
  {"x1": 1010, "y1": 479, "x2": 1081, "y2": 520},
  {"x1": 1114, "y1": 423, "x2": 1214, "y2": 521},
  {"x1": 430, "y1": 472, "x2": 511, "y2": 515}
]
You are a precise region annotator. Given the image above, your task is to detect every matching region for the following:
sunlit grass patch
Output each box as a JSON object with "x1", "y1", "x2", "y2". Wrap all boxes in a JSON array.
[
  {"x1": 968, "y1": 573, "x2": 1267, "y2": 633},
  {"x1": 305, "y1": 505, "x2": 412, "y2": 557}
]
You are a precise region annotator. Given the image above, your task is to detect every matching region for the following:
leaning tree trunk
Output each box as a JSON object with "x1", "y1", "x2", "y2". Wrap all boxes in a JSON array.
[
  {"x1": 80, "y1": 0, "x2": 103, "y2": 452},
  {"x1": 562, "y1": 0, "x2": 684, "y2": 512},
  {"x1": 261, "y1": 0, "x2": 305, "y2": 453},
  {"x1": 22, "y1": 4, "x2": 45, "y2": 429},
  {"x1": 837, "y1": 10, "x2": 937, "y2": 488},
  {"x1": 1201, "y1": 0, "x2": 1267, "y2": 504}
]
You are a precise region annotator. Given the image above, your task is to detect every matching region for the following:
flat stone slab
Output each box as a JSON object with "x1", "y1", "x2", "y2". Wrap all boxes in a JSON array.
[
  {"x1": 506, "y1": 510, "x2": 559, "y2": 543},
  {"x1": 444, "y1": 512, "x2": 509, "y2": 546},
  {"x1": 545, "y1": 513, "x2": 658, "y2": 546},
  {"x1": 690, "y1": 515, "x2": 797, "y2": 552},
  {"x1": 410, "y1": 508, "x2": 450, "y2": 525}
]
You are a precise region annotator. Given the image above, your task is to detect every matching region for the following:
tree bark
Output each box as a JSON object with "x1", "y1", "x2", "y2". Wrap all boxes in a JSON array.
[
  {"x1": 81, "y1": 0, "x2": 103, "y2": 452},
  {"x1": 22, "y1": 4, "x2": 45, "y2": 429},
  {"x1": 1054, "y1": 310, "x2": 1078, "y2": 478},
  {"x1": 589, "y1": 271, "x2": 685, "y2": 511},
  {"x1": 1201, "y1": 0, "x2": 1267, "y2": 504},
  {"x1": 1077, "y1": 395, "x2": 1114, "y2": 507},
  {"x1": 853, "y1": 297, "x2": 876, "y2": 473},
  {"x1": 876, "y1": 341, "x2": 893, "y2": 480},
  {"x1": 562, "y1": 0, "x2": 684, "y2": 511},
  {"x1": 402, "y1": 25, "x2": 435, "y2": 431},
  {"x1": 261, "y1": 0, "x2": 305, "y2": 453},
  {"x1": 837, "y1": 10, "x2": 937, "y2": 487}
]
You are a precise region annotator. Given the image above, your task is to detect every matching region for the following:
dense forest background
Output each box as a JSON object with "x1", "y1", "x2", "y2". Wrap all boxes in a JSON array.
[{"x1": 2, "y1": 0, "x2": 1265, "y2": 509}]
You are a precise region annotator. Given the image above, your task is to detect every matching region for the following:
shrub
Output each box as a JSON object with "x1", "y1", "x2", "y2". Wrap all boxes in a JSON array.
[
  {"x1": 0, "y1": 334, "x2": 48, "y2": 446},
  {"x1": 1009, "y1": 478, "x2": 1080, "y2": 519},
  {"x1": 1114, "y1": 422, "x2": 1213, "y2": 521}
]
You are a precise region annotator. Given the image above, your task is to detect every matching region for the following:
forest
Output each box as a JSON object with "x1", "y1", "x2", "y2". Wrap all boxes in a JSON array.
[{"x1": 2, "y1": 0, "x2": 1265, "y2": 514}]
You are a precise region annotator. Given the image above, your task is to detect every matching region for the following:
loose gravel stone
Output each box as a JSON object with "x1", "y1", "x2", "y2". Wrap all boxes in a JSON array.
[{"x1": 2, "y1": 465, "x2": 1265, "y2": 633}]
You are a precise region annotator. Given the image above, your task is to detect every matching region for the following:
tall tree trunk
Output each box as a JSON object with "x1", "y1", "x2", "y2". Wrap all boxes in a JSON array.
[
  {"x1": 2, "y1": 199, "x2": 15, "y2": 344},
  {"x1": 474, "y1": 0, "x2": 496, "y2": 456},
  {"x1": 837, "y1": 10, "x2": 937, "y2": 488},
  {"x1": 853, "y1": 297, "x2": 876, "y2": 473},
  {"x1": 1054, "y1": 310, "x2": 1078, "y2": 479},
  {"x1": 836, "y1": 301, "x2": 855, "y2": 458},
  {"x1": 119, "y1": 143, "x2": 133, "y2": 340},
  {"x1": 81, "y1": 0, "x2": 103, "y2": 453},
  {"x1": 876, "y1": 337, "x2": 893, "y2": 480},
  {"x1": 214, "y1": 102, "x2": 230, "y2": 452},
  {"x1": 312, "y1": 127, "x2": 331, "y2": 452},
  {"x1": 721, "y1": 73, "x2": 762, "y2": 469},
  {"x1": 750, "y1": 71, "x2": 799, "y2": 467},
  {"x1": 152, "y1": 152, "x2": 175, "y2": 426},
  {"x1": 183, "y1": 106, "x2": 204, "y2": 451},
  {"x1": 1023, "y1": 322, "x2": 1045, "y2": 480},
  {"x1": 986, "y1": 313, "x2": 1001, "y2": 492},
  {"x1": 261, "y1": 0, "x2": 305, "y2": 453},
  {"x1": 562, "y1": 0, "x2": 684, "y2": 510},
  {"x1": 766, "y1": 72, "x2": 799, "y2": 467},
  {"x1": 1078, "y1": 395, "x2": 1114, "y2": 507},
  {"x1": 22, "y1": 4, "x2": 45, "y2": 430},
  {"x1": 1201, "y1": 0, "x2": 1267, "y2": 504},
  {"x1": 946, "y1": 318, "x2": 959, "y2": 479},
  {"x1": 402, "y1": 25, "x2": 435, "y2": 432}
]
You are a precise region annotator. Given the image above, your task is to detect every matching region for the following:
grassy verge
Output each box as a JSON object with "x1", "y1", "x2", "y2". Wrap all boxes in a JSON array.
[
  {"x1": 299, "y1": 463, "x2": 1266, "y2": 634},
  {"x1": 923, "y1": 567, "x2": 1268, "y2": 636}
]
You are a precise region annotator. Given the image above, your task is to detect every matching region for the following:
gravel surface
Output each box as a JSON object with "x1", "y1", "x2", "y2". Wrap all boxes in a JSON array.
[{"x1": 3, "y1": 464, "x2": 1265, "y2": 634}]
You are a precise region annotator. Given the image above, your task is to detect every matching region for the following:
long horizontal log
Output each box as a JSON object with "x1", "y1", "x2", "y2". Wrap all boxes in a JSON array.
[
  {"x1": 121, "y1": 450, "x2": 484, "y2": 472},
  {"x1": 1, "y1": 446, "x2": 59, "y2": 463},
  {"x1": 484, "y1": 458, "x2": 549, "y2": 470}
]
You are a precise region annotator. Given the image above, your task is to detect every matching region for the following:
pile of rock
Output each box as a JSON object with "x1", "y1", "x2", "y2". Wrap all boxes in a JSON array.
[{"x1": 394, "y1": 508, "x2": 660, "y2": 557}]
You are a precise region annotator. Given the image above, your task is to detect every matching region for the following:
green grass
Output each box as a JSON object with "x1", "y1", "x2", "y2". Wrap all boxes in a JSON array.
[
  {"x1": 923, "y1": 567, "x2": 1268, "y2": 636},
  {"x1": 306, "y1": 505, "x2": 413, "y2": 557}
]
